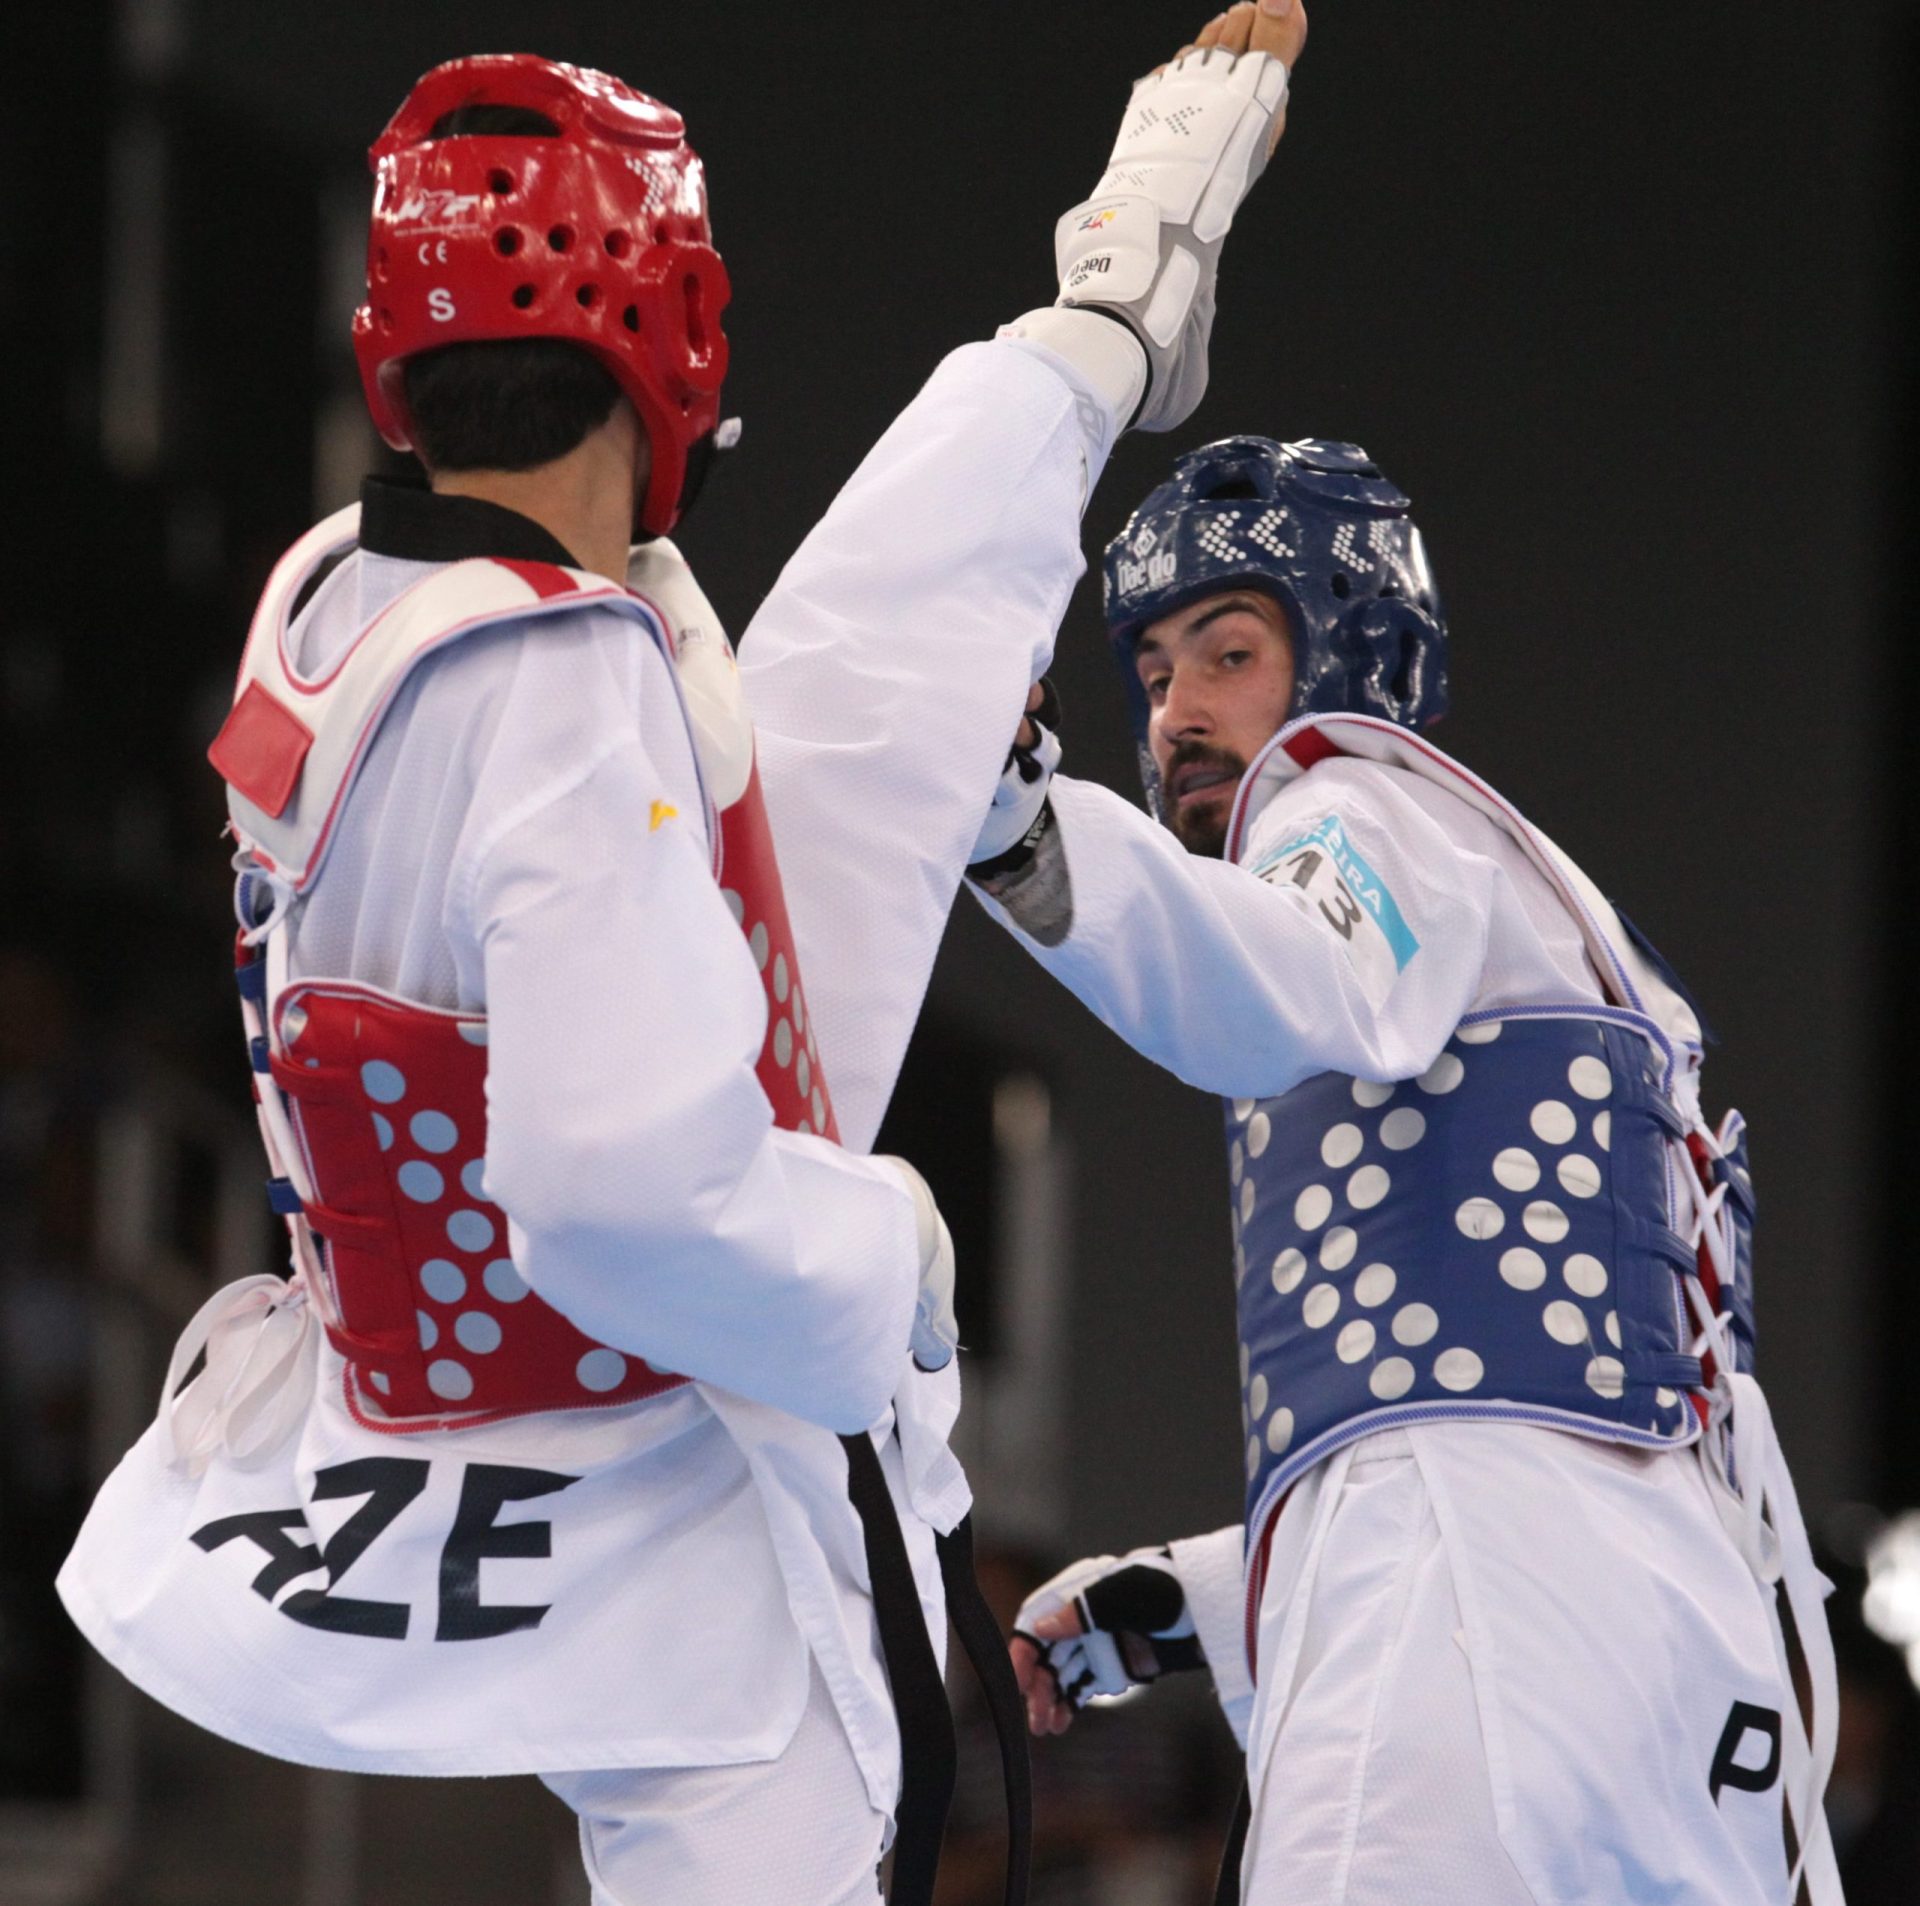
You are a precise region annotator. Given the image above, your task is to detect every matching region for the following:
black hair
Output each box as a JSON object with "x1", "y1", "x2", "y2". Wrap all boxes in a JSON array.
[
  {"x1": 402, "y1": 339, "x2": 622, "y2": 472},
  {"x1": 400, "y1": 102, "x2": 621, "y2": 472}
]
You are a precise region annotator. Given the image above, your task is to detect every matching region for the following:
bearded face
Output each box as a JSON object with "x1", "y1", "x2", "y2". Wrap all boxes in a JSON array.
[{"x1": 1135, "y1": 590, "x2": 1296, "y2": 858}]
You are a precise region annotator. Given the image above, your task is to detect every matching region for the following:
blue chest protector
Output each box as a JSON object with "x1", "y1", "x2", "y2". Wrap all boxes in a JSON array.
[{"x1": 1224, "y1": 722, "x2": 1756, "y2": 1540}]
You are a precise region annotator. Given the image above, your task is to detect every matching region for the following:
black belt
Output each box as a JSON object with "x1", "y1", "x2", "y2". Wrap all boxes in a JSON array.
[
  {"x1": 840, "y1": 1431, "x2": 1030, "y2": 1906},
  {"x1": 1213, "y1": 1781, "x2": 1251, "y2": 1905}
]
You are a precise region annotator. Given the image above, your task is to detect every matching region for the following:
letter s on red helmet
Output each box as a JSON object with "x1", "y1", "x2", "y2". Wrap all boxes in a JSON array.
[{"x1": 351, "y1": 55, "x2": 730, "y2": 536}]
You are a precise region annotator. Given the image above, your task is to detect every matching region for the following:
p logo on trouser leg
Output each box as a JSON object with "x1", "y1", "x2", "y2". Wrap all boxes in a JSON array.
[{"x1": 1708, "y1": 1701, "x2": 1782, "y2": 1803}]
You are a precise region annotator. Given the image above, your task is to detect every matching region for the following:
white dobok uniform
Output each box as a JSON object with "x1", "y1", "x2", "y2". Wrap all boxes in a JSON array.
[
  {"x1": 58, "y1": 338, "x2": 1117, "y2": 1896},
  {"x1": 977, "y1": 720, "x2": 1841, "y2": 1905}
]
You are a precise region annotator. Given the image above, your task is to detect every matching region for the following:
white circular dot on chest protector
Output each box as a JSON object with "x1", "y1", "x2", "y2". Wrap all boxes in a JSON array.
[
  {"x1": 1347, "y1": 1164, "x2": 1390, "y2": 1209},
  {"x1": 1492, "y1": 1147, "x2": 1540, "y2": 1192},
  {"x1": 1319, "y1": 1226, "x2": 1357, "y2": 1271},
  {"x1": 1294, "y1": 1185, "x2": 1333, "y2": 1229},
  {"x1": 1336, "y1": 1320, "x2": 1375, "y2": 1363},
  {"x1": 1321, "y1": 1122, "x2": 1364, "y2": 1168},
  {"x1": 1380, "y1": 1107, "x2": 1426, "y2": 1150},
  {"x1": 1370, "y1": 1358, "x2": 1415, "y2": 1400},
  {"x1": 1557, "y1": 1153, "x2": 1602, "y2": 1198}
]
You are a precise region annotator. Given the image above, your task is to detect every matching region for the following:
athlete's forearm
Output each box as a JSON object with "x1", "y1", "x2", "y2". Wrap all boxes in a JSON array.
[
  {"x1": 474, "y1": 737, "x2": 919, "y2": 1434},
  {"x1": 976, "y1": 773, "x2": 1493, "y2": 1098},
  {"x1": 738, "y1": 340, "x2": 1101, "y2": 1150}
]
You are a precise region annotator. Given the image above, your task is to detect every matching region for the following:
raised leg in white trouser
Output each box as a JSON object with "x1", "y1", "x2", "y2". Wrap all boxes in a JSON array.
[{"x1": 542, "y1": 1659, "x2": 888, "y2": 1906}]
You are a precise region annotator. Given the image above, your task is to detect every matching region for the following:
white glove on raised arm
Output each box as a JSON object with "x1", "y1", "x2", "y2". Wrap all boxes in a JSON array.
[
  {"x1": 969, "y1": 678, "x2": 1062, "y2": 868},
  {"x1": 1050, "y1": 44, "x2": 1289, "y2": 432}
]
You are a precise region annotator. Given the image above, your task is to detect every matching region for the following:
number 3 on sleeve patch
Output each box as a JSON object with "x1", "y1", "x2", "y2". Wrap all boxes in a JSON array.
[{"x1": 1251, "y1": 815, "x2": 1420, "y2": 1004}]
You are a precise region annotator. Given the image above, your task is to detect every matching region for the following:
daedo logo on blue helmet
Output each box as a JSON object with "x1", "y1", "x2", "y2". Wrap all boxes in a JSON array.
[{"x1": 1103, "y1": 436, "x2": 1449, "y2": 813}]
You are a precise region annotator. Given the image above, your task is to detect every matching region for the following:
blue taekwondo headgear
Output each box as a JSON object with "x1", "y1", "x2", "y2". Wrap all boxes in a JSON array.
[{"x1": 1103, "y1": 436, "x2": 1448, "y2": 817}]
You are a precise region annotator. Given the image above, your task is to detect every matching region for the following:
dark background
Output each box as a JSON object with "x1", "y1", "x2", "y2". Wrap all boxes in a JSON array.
[{"x1": 3, "y1": 2, "x2": 1916, "y2": 1901}]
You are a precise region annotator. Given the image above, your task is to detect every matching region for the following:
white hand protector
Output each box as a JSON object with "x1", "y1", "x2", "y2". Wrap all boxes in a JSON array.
[
  {"x1": 877, "y1": 1155, "x2": 959, "y2": 1372},
  {"x1": 1056, "y1": 46, "x2": 1290, "y2": 431},
  {"x1": 1015, "y1": 1546, "x2": 1205, "y2": 1707},
  {"x1": 969, "y1": 678, "x2": 1062, "y2": 867}
]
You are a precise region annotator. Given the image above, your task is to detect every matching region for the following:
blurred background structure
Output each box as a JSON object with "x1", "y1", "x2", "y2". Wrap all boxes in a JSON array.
[{"x1": 1, "y1": 0, "x2": 1915, "y2": 1899}]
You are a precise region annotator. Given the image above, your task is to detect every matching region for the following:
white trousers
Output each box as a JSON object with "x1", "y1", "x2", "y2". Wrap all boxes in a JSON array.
[
  {"x1": 542, "y1": 1659, "x2": 888, "y2": 1906},
  {"x1": 1243, "y1": 1426, "x2": 1838, "y2": 1906}
]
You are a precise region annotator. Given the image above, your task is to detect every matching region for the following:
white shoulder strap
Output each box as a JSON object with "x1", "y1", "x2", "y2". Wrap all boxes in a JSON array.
[{"x1": 213, "y1": 507, "x2": 662, "y2": 891}]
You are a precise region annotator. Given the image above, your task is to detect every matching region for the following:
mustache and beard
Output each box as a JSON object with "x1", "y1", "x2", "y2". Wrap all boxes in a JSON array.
[{"x1": 1160, "y1": 741, "x2": 1247, "y2": 859}]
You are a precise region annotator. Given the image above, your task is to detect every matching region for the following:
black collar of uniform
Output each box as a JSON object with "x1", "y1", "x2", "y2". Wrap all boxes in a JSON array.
[{"x1": 358, "y1": 475, "x2": 583, "y2": 570}]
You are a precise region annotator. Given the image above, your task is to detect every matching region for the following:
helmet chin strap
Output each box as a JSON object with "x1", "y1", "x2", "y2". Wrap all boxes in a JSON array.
[{"x1": 627, "y1": 418, "x2": 741, "y2": 545}]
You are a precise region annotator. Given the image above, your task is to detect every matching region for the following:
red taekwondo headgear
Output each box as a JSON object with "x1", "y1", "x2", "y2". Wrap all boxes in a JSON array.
[{"x1": 352, "y1": 55, "x2": 731, "y2": 536}]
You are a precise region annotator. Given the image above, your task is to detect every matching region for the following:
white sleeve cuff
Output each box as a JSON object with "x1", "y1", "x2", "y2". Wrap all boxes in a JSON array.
[
  {"x1": 1168, "y1": 1524, "x2": 1256, "y2": 1747},
  {"x1": 995, "y1": 308, "x2": 1147, "y2": 492}
]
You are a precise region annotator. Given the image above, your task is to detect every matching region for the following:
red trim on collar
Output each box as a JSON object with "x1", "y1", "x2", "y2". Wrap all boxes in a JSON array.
[
  {"x1": 209, "y1": 681, "x2": 315, "y2": 819},
  {"x1": 1282, "y1": 726, "x2": 1343, "y2": 771},
  {"x1": 1224, "y1": 720, "x2": 1348, "y2": 862},
  {"x1": 492, "y1": 558, "x2": 580, "y2": 599}
]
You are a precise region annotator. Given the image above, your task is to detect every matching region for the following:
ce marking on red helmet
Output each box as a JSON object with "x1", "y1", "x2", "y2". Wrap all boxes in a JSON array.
[{"x1": 417, "y1": 239, "x2": 449, "y2": 265}]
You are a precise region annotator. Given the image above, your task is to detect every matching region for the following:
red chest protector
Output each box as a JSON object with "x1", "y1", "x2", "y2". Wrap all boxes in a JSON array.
[{"x1": 213, "y1": 508, "x2": 836, "y2": 1430}]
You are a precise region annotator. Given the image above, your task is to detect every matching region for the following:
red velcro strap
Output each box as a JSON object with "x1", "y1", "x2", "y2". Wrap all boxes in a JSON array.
[
  {"x1": 492, "y1": 558, "x2": 580, "y2": 600},
  {"x1": 209, "y1": 681, "x2": 315, "y2": 819},
  {"x1": 268, "y1": 1051, "x2": 359, "y2": 1104}
]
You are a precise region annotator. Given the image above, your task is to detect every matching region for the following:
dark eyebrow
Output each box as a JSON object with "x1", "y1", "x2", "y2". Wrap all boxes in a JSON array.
[
  {"x1": 1137, "y1": 593, "x2": 1270, "y2": 673},
  {"x1": 1188, "y1": 593, "x2": 1268, "y2": 635}
]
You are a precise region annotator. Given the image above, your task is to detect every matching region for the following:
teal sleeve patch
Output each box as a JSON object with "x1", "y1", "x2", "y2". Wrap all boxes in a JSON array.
[{"x1": 1249, "y1": 815, "x2": 1420, "y2": 997}]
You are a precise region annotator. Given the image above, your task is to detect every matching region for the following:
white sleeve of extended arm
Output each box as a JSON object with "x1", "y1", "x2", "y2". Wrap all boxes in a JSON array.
[
  {"x1": 468, "y1": 727, "x2": 920, "y2": 1435},
  {"x1": 737, "y1": 339, "x2": 1115, "y2": 1151},
  {"x1": 1166, "y1": 1525, "x2": 1256, "y2": 1748},
  {"x1": 974, "y1": 771, "x2": 1499, "y2": 1100}
]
